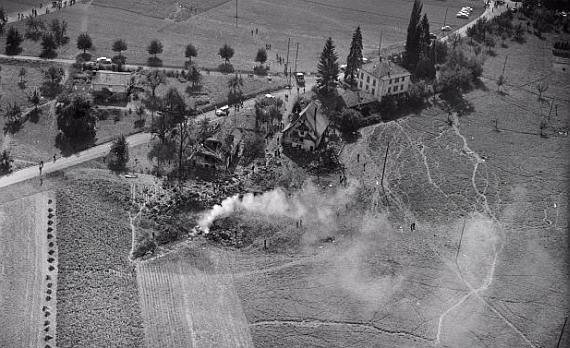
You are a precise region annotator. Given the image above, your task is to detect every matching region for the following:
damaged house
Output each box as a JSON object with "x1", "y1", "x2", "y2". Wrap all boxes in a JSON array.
[
  {"x1": 191, "y1": 131, "x2": 242, "y2": 171},
  {"x1": 281, "y1": 101, "x2": 330, "y2": 151}
]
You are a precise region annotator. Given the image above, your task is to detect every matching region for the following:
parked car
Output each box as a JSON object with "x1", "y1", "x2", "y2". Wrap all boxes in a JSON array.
[
  {"x1": 457, "y1": 13, "x2": 469, "y2": 19},
  {"x1": 340, "y1": 64, "x2": 347, "y2": 72},
  {"x1": 295, "y1": 72, "x2": 305, "y2": 87},
  {"x1": 96, "y1": 57, "x2": 112, "y2": 64},
  {"x1": 429, "y1": 33, "x2": 438, "y2": 40},
  {"x1": 441, "y1": 25, "x2": 452, "y2": 31},
  {"x1": 215, "y1": 105, "x2": 230, "y2": 116}
]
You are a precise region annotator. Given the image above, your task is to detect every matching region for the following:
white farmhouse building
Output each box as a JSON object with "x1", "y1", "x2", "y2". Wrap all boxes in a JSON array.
[{"x1": 357, "y1": 59, "x2": 411, "y2": 101}]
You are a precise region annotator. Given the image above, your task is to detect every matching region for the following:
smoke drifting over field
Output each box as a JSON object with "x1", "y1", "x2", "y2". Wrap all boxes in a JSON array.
[{"x1": 198, "y1": 180, "x2": 359, "y2": 234}]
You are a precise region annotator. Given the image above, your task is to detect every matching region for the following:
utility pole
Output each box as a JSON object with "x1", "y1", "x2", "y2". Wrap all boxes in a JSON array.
[
  {"x1": 443, "y1": 8, "x2": 448, "y2": 29},
  {"x1": 235, "y1": 0, "x2": 238, "y2": 28},
  {"x1": 285, "y1": 37, "x2": 291, "y2": 79},
  {"x1": 556, "y1": 316, "x2": 567, "y2": 348},
  {"x1": 501, "y1": 54, "x2": 508, "y2": 79},
  {"x1": 294, "y1": 42, "x2": 299, "y2": 73},
  {"x1": 380, "y1": 141, "x2": 390, "y2": 206},
  {"x1": 378, "y1": 31, "x2": 383, "y2": 58}
]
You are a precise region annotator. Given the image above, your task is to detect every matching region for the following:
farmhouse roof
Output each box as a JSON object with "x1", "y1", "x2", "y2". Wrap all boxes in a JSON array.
[
  {"x1": 338, "y1": 88, "x2": 377, "y2": 108},
  {"x1": 92, "y1": 71, "x2": 132, "y2": 87},
  {"x1": 361, "y1": 59, "x2": 410, "y2": 79},
  {"x1": 283, "y1": 101, "x2": 329, "y2": 137}
]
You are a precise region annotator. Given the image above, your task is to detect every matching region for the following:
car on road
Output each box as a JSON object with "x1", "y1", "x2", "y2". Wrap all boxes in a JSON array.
[
  {"x1": 429, "y1": 32, "x2": 438, "y2": 40},
  {"x1": 96, "y1": 57, "x2": 112, "y2": 64},
  {"x1": 295, "y1": 72, "x2": 305, "y2": 87},
  {"x1": 441, "y1": 25, "x2": 452, "y2": 31},
  {"x1": 456, "y1": 12, "x2": 469, "y2": 18},
  {"x1": 215, "y1": 105, "x2": 230, "y2": 116},
  {"x1": 264, "y1": 94, "x2": 275, "y2": 99},
  {"x1": 340, "y1": 64, "x2": 347, "y2": 72}
]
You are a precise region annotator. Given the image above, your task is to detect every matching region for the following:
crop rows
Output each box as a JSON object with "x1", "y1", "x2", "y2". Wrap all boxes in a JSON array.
[{"x1": 55, "y1": 179, "x2": 144, "y2": 348}]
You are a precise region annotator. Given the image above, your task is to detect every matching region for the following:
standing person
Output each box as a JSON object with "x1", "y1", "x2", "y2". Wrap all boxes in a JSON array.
[
  {"x1": 410, "y1": 223, "x2": 416, "y2": 232},
  {"x1": 53, "y1": 155, "x2": 56, "y2": 163}
]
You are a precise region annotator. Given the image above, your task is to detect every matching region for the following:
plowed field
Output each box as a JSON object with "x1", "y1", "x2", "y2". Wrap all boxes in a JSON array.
[{"x1": 137, "y1": 246, "x2": 254, "y2": 348}]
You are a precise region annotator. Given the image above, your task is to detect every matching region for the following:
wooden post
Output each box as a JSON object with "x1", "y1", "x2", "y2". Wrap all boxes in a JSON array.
[
  {"x1": 380, "y1": 141, "x2": 390, "y2": 205},
  {"x1": 235, "y1": 0, "x2": 238, "y2": 27},
  {"x1": 556, "y1": 316, "x2": 568, "y2": 348}
]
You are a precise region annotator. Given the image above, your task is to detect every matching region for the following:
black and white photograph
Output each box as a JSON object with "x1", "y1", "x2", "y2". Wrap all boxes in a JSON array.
[{"x1": 0, "y1": 0, "x2": 568, "y2": 347}]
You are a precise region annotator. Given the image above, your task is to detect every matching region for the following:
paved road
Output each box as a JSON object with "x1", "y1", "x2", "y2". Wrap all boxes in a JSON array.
[{"x1": 0, "y1": 132, "x2": 152, "y2": 189}]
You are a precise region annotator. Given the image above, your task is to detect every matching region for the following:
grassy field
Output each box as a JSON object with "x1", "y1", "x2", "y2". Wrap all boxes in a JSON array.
[
  {"x1": 0, "y1": 191, "x2": 57, "y2": 348},
  {"x1": 137, "y1": 246, "x2": 255, "y2": 347},
  {"x1": 0, "y1": 59, "x2": 46, "y2": 110},
  {"x1": 1, "y1": 0, "x2": 482, "y2": 72},
  {"x1": 55, "y1": 169, "x2": 144, "y2": 348},
  {"x1": 0, "y1": 0, "x2": 40, "y2": 14}
]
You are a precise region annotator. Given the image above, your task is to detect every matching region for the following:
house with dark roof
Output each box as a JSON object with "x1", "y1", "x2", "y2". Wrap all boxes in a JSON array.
[
  {"x1": 281, "y1": 101, "x2": 329, "y2": 152},
  {"x1": 357, "y1": 58, "x2": 411, "y2": 101}
]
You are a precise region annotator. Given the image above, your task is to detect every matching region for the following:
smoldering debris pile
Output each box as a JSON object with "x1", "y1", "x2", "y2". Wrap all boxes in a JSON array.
[{"x1": 196, "y1": 180, "x2": 360, "y2": 245}]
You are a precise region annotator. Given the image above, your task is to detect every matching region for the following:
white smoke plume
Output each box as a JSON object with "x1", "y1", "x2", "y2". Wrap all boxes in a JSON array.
[{"x1": 197, "y1": 180, "x2": 359, "y2": 233}]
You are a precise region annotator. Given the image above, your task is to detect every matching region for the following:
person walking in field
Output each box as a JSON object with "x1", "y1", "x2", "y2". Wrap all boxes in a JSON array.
[{"x1": 410, "y1": 223, "x2": 416, "y2": 232}]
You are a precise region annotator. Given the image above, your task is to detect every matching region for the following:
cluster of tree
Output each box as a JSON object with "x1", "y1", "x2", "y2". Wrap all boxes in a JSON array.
[
  {"x1": 254, "y1": 95, "x2": 284, "y2": 130},
  {"x1": 254, "y1": 48, "x2": 268, "y2": 74},
  {"x1": 40, "y1": 65, "x2": 64, "y2": 98},
  {"x1": 0, "y1": 7, "x2": 7, "y2": 36},
  {"x1": 467, "y1": 12, "x2": 525, "y2": 48},
  {"x1": 107, "y1": 134, "x2": 129, "y2": 172},
  {"x1": 147, "y1": 85, "x2": 196, "y2": 179},
  {"x1": 345, "y1": 26, "x2": 363, "y2": 87},
  {"x1": 403, "y1": 0, "x2": 433, "y2": 71},
  {"x1": 521, "y1": 0, "x2": 569, "y2": 36},
  {"x1": 0, "y1": 149, "x2": 13, "y2": 175},
  {"x1": 227, "y1": 73, "x2": 244, "y2": 107},
  {"x1": 56, "y1": 94, "x2": 98, "y2": 145},
  {"x1": 3, "y1": 101, "x2": 24, "y2": 134},
  {"x1": 3, "y1": 17, "x2": 70, "y2": 57}
]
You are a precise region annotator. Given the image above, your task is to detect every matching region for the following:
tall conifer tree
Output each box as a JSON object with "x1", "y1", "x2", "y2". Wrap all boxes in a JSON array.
[
  {"x1": 404, "y1": 0, "x2": 423, "y2": 69},
  {"x1": 345, "y1": 26, "x2": 363, "y2": 86},
  {"x1": 317, "y1": 37, "x2": 339, "y2": 94}
]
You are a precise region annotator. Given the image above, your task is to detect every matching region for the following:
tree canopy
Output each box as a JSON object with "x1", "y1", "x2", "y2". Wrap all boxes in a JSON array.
[
  {"x1": 185, "y1": 43, "x2": 198, "y2": 63},
  {"x1": 255, "y1": 48, "x2": 268, "y2": 65},
  {"x1": 112, "y1": 39, "x2": 128, "y2": 56},
  {"x1": 147, "y1": 39, "x2": 163, "y2": 58},
  {"x1": 5, "y1": 27, "x2": 23, "y2": 56},
  {"x1": 56, "y1": 94, "x2": 97, "y2": 143},
  {"x1": 40, "y1": 33, "x2": 57, "y2": 58},
  {"x1": 219, "y1": 43, "x2": 235, "y2": 64},
  {"x1": 0, "y1": 7, "x2": 7, "y2": 36},
  {"x1": 345, "y1": 26, "x2": 363, "y2": 86},
  {"x1": 24, "y1": 16, "x2": 46, "y2": 42},
  {"x1": 316, "y1": 37, "x2": 339, "y2": 95},
  {"x1": 404, "y1": 0, "x2": 424, "y2": 70},
  {"x1": 49, "y1": 19, "x2": 69, "y2": 47},
  {"x1": 108, "y1": 134, "x2": 129, "y2": 172},
  {"x1": 76, "y1": 33, "x2": 93, "y2": 54}
]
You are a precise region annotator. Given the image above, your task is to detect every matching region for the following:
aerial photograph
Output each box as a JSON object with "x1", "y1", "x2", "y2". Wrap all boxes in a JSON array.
[{"x1": 0, "y1": 0, "x2": 568, "y2": 347}]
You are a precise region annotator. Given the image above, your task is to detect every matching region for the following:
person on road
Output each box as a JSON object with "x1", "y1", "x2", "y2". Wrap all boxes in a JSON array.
[{"x1": 53, "y1": 155, "x2": 56, "y2": 163}]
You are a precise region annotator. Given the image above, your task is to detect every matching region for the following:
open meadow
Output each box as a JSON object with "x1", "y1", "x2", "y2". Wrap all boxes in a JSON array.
[
  {"x1": 2, "y1": 0, "x2": 482, "y2": 72},
  {"x1": 0, "y1": 191, "x2": 57, "y2": 348}
]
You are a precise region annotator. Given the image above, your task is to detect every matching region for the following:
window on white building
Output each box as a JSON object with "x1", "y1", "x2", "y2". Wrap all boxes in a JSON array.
[
  {"x1": 395, "y1": 77, "x2": 399, "y2": 83},
  {"x1": 372, "y1": 88, "x2": 375, "y2": 95},
  {"x1": 372, "y1": 79, "x2": 376, "y2": 87},
  {"x1": 359, "y1": 81, "x2": 363, "y2": 88},
  {"x1": 366, "y1": 76, "x2": 370, "y2": 83},
  {"x1": 388, "y1": 87, "x2": 391, "y2": 93},
  {"x1": 394, "y1": 85, "x2": 398, "y2": 92}
]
